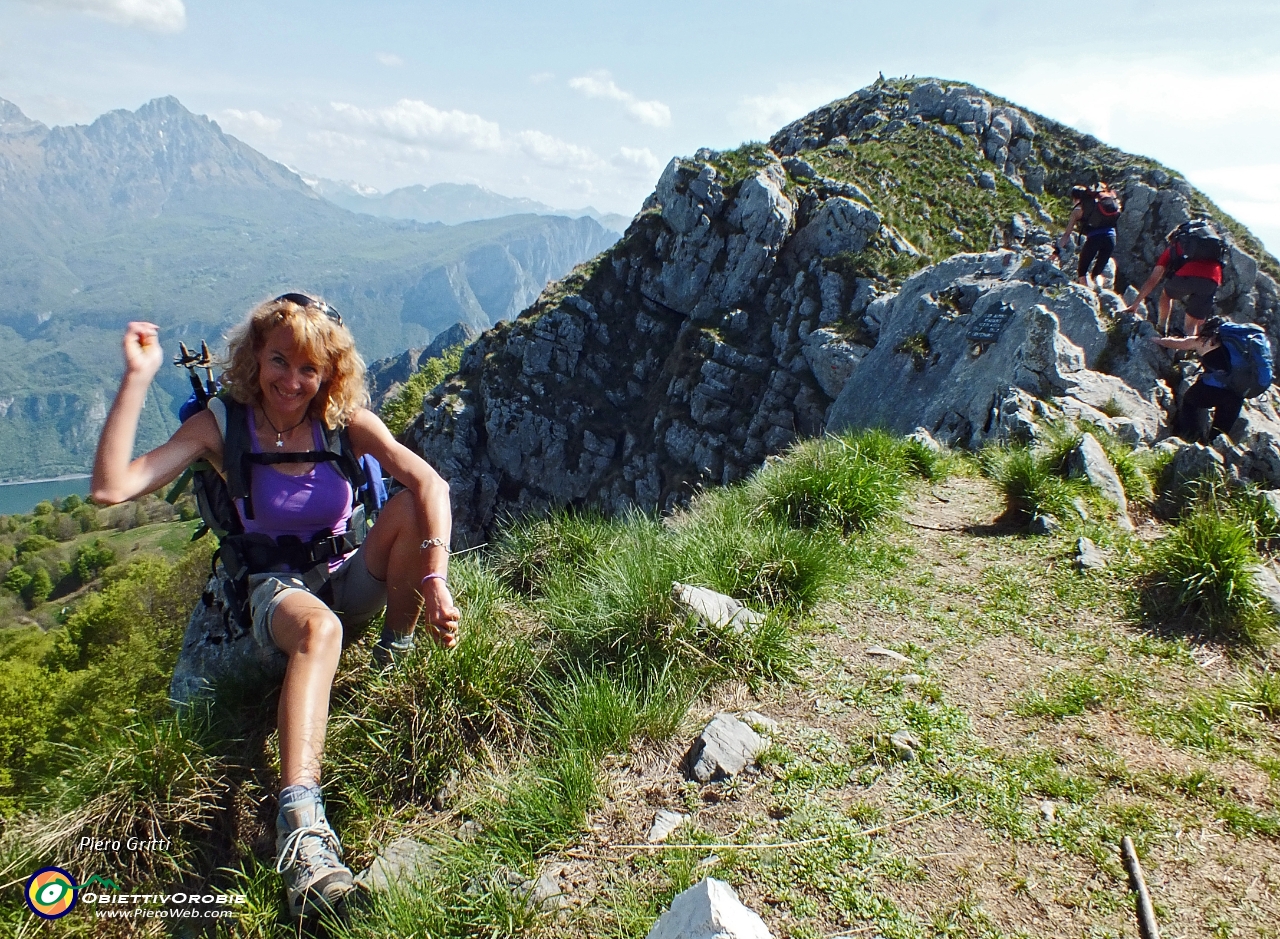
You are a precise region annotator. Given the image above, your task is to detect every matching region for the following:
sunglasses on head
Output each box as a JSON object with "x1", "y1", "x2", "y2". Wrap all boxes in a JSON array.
[{"x1": 274, "y1": 292, "x2": 342, "y2": 326}]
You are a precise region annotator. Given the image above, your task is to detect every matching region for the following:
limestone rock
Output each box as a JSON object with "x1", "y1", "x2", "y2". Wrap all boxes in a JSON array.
[
  {"x1": 1075, "y1": 537, "x2": 1109, "y2": 571},
  {"x1": 889, "y1": 730, "x2": 920, "y2": 761},
  {"x1": 645, "y1": 877, "x2": 774, "y2": 939},
  {"x1": 674, "y1": 583, "x2": 764, "y2": 634},
  {"x1": 1029, "y1": 514, "x2": 1063, "y2": 535},
  {"x1": 647, "y1": 810, "x2": 689, "y2": 844},
  {"x1": 786, "y1": 197, "x2": 880, "y2": 263},
  {"x1": 1065, "y1": 433, "x2": 1133, "y2": 530},
  {"x1": 355, "y1": 837, "x2": 436, "y2": 892},
  {"x1": 518, "y1": 871, "x2": 565, "y2": 911},
  {"x1": 1168, "y1": 442, "x2": 1226, "y2": 491},
  {"x1": 906, "y1": 427, "x2": 943, "y2": 452},
  {"x1": 827, "y1": 251, "x2": 1163, "y2": 448},
  {"x1": 1248, "y1": 563, "x2": 1280, "y2": 620},
  {"x1": 685, "y1": 713, "x2": 765, "y2": 782},
  {"x1": 169, "y1": 565, "x2": 286, "y2": 706},
  {"x1": 802, "y1": 328, "x2": 870, "y2": 399}
]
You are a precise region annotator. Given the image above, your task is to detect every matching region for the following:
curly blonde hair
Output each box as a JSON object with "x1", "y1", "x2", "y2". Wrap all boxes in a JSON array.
[{"x1": 220, "y1": 294, "x2": 369, "y2": 428}]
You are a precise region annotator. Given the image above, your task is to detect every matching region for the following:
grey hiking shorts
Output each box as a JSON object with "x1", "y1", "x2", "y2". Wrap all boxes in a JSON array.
[
  {"x1": 1164, "y1": 275, "x2": 1218, "y2": 322},
  {"x1": 248, "y1": 545, "x2": 388, "y2": 653}
]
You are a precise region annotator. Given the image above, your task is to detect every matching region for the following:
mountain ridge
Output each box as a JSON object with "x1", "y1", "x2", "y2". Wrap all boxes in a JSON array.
[
  {"x1": 407, "y1": 76, "x2": 1280, "y2": 544},
  {"x1": 311, "y1": 178, "x2": 631, "y2": 233}
]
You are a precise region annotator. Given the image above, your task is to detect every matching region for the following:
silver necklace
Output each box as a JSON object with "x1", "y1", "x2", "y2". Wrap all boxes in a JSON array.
[{"x1": 259, "y1": 408, "x2": 309, "y2": 448}]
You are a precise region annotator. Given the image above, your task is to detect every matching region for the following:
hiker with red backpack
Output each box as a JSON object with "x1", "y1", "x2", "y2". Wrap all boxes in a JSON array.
[
  {"x1": 91, "y1": 295, "x2": 460, "y2": 919},
  {"x1": 1150, "y1": 315, "x2": 1274, "y2": 441},
  {"x1": 1057, "y1": 184, "x2": 1122, "y2": 288},
  {"x1": 1126, "y1": 219, "x2": 1229, "y2": 336}
]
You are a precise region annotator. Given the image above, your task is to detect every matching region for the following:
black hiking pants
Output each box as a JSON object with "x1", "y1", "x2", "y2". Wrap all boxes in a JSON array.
[
  {"x1": 1177, "y1": 379, "x2": 1243, "y2": 440},
  {"x1": 1077, "y1": 231, "x2": 1115, "y2": 279}
]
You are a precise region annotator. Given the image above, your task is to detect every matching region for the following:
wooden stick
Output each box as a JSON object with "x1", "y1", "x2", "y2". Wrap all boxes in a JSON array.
[{"x1": 1121, "y1": 836, "x2": 1161, "y2": 939}]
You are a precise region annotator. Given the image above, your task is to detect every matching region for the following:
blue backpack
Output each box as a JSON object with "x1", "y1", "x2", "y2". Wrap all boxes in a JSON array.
[{"x1": 1206, "y1": 322, "x2": 1274, "y2": 398}]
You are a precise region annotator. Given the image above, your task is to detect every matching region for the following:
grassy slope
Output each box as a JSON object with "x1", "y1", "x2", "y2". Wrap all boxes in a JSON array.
[
  {"x1": 553, "y1": 474, "x2": 1280, "y2": 939},
  {"x1": 1, "y1": 432, "x2": 1276, "y2": 938}
]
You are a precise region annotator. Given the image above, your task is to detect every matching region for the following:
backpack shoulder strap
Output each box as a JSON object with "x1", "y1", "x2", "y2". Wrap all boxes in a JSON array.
[
  {"x1": 220, "y1": 398, "x2": 255, "y2": 515},
  {"x1": 332, "y1": 425, "x2": 374, "y2": 514},
  {"x1": 207, "y1": 396, "x2": 229, "y2": 442}
]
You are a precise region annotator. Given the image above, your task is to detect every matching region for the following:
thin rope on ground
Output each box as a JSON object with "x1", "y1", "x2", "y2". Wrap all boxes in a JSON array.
[{"x1": 577, "y1": 796, "x2": 961, "y2": 856}]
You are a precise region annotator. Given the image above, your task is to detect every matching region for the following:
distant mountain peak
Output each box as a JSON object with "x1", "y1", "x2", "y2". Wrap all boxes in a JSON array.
[{"x1": 0, "y1": 98, "x2": 47, "y2": 137}]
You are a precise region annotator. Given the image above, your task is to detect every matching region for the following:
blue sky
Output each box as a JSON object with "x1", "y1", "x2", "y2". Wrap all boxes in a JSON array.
[{"x1": 2, "y1": 0, "x2": 1278, "y2": 254}]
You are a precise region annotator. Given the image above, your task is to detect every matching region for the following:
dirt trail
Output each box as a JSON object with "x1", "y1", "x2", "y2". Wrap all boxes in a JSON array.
[{"x1": 554, "y1": 473, "x2": 1280, "y2": 939}]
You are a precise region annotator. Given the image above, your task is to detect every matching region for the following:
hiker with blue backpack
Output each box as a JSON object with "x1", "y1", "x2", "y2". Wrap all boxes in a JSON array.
[
  {"x1": 91, "y1": 294, "x2": 459, "y2": 918},
  {"x1": 1150, "y1": 315, "x2": 1275, "y2": 441},
  {"x1": 1057, "y1": 184, "x2": 1122, "y2": 288},
  {"x1": 1127, "y1": 219, "x2": 1229, "y2": 336}
]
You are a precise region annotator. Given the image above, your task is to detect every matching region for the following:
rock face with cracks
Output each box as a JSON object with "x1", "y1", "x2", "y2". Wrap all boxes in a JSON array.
[{"x1": 408, "y1": 77, "x2": 1280, "y2": 545}]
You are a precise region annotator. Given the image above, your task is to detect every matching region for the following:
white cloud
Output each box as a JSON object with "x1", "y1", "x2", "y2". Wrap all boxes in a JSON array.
[
  {"x1": 512, "y1": 130, "x2": 600, "y2": 169},
  {"x1": 216, "y1": 109, "x2": 282, "y2": 135},
  {"x1": 19, "y1": 0, "x2": 185, "y2": 31},
  {"x1": 529, "y1": 71, "x2": 554, "y2": 84},
  {"x1": 615, "y1": 146, "x2": 661, "y2": 172},
  {"x1": 375, "y1": 52, "x2": 403, "y2": 67},
  {"x1": 330, "y1": 99, "x2": 502, "y2": 151},
  {"x1": 568, "y1": 71, "x2": 671, "y2": 128},
  {"x1": 731, "y1": 82, "x2": 845, "y2": 138}
]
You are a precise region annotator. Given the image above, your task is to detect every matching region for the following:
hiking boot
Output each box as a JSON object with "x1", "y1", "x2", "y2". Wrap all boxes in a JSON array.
[
  {"x1": 371, "y1": 631, "x2": 416, "y2": 671},
  {"x1": 276, "y1": 790, "x2": 354, "y2": 918}
]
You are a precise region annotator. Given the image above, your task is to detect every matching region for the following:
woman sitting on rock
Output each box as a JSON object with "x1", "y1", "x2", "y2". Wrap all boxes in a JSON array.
[
  {"x1": 90, "y1": 294, "x2": 459, "y2": 918},
  {"x1": 1150, "y1": 315, "x2": 1242, "y2": 442}
]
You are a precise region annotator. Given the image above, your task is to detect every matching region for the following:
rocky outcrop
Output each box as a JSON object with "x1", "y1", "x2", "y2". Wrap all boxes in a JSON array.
[
  {"x1": 409, "y1": 78, "x2": 1280, "y2": 544},
  {"x1": 367, "y1": 322, "x2": 480, "y2": 408},
  {"x1": 827, "y1": 251, "x2": 1167, "y2": 447}
]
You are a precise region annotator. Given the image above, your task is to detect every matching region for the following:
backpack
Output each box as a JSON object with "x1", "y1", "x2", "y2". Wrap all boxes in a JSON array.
[
  {"x1": 1205, "y1": 322, "x2": 1274, "y2": 399},
  {"x1": 167, "y1": 375, "x2": 386, "y2": 625},
  {"x1": 1170, "y1": 219, "x2": 1228, "y2": 270},
  {"x1": 1082, "y1": 187, "x2": 1122, "y2": 231}
]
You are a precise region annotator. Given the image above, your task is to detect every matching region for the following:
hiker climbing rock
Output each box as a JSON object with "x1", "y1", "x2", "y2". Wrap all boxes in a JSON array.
[
  {"x1": 1127, "y1": 219, "x2": 1229, "y2": 336},
  {"x1": 1150, "y1": 315, "x2": 1274, "y2": 441},
  {"x1": 90, "y1": 295, "x2": 460, "y2": 918},
  {"x1": 1057, "y1": 184, "x2": 1122, "y2": 288}
]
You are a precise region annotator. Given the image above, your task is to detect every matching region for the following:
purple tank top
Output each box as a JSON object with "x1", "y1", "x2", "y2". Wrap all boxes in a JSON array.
[{"x1": 235, "y1": 410, "x2": 354, "y2": 553}]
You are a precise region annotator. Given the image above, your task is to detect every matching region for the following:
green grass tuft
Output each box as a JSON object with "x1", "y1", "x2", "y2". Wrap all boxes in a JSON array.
[
  {"x1": 1143, "y1": 507, "x2": 1274, "y2": 643},
  {"x1": 746, "y1": 430, "x2": 913, "y2": 534}
]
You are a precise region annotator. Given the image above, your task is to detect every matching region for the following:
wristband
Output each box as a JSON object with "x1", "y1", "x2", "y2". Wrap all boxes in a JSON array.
[
  {"x1": 421, "y1": 537, "x2": 449, "y2": 551},
  {"x1": 421, "y1": 572, "x2": 448, "y2": 587}
]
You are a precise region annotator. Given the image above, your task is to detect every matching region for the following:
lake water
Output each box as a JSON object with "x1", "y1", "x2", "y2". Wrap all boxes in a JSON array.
[{"x1": 0, "y1": 476, "x2": 92, "y2": 516}]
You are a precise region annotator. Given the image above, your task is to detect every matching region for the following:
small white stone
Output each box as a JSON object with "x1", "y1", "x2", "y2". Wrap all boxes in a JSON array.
[
  {"x1": 647, "y1": 810, "x2": 689, "y2": 844},
  {"x1": 867, "y1": 646, "x2": 911, "y2": 664},
  {"x1": 645, "y1": 877, "x2": 774, "y2": 939}
]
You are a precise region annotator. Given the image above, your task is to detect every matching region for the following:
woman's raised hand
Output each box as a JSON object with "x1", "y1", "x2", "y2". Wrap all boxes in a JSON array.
[{"x1": 122, "y1": 322, "x2": 163, "y2": 380}]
